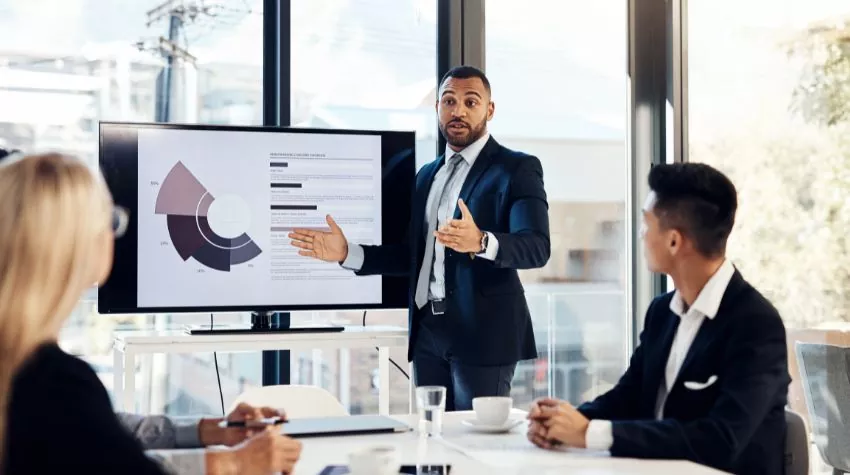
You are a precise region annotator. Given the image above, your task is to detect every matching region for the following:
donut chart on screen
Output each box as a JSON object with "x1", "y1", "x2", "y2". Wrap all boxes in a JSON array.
[{"x1": 154, "y1": 161, "x2": 261, "y2": 272}]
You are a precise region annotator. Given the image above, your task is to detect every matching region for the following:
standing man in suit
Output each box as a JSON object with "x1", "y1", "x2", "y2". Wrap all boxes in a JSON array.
[
  {"x1": 288, "y1": 66, "x2": 551, "y2": 411},
  {"x1": 527, "y1": 163, "x2": 789, "y2": 475}
]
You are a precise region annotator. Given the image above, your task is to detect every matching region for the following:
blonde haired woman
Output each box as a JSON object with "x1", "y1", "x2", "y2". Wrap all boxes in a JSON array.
[{"x1": 0, "y1": 152, "x2": 301, "y2": 474}]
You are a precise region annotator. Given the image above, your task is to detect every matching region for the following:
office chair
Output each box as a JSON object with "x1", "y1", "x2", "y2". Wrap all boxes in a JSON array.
[{"x1": 796, "y1": 343, "x2": 850, "y2": 474}]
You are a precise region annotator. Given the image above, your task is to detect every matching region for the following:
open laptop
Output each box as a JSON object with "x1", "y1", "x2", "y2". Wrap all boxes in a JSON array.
[{"x1": 281, "y1": 415, "x2": 411, "y2": 438}]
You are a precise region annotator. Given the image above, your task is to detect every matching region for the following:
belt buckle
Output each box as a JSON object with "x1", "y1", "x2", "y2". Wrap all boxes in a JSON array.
[{"x1": 430, "y1": 299, "x2": 446, "y2": 315}]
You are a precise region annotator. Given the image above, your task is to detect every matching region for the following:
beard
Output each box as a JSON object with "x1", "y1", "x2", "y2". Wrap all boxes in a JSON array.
[{"x1": 439, "y1": 117, "x2": 487, "y2": 149}]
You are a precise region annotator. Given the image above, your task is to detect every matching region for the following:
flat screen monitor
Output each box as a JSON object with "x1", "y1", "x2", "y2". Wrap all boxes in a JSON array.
[{"x1": 98, "y1": 122, "x2": 415, "y2": 315}]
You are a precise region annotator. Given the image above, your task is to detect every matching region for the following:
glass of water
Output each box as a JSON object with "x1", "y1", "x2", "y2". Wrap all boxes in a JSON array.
[{"x1": 415, "y1": 386, "x2": 447, "y2": 437}]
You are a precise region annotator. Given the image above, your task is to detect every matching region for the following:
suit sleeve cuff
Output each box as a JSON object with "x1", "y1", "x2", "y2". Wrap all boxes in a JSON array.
[
  {"x1": 476, "y1": 232, "x2": 499, "y2": 261},
  {"x1": 585, "y1": 419, "x2": 614, "y2": 451},
  {"x1": 340, "y1": 242, "x2": 364, "y2": 271},
  {"x1": 172, "y1": 417, "x2": 204, "y2": 448}
]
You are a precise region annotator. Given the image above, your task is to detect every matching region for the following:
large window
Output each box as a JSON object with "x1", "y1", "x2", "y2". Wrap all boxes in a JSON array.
[
  {"x1": 289, "y1": 0, "x2": 438, "y2": 414},
  {"x1": 689, "y1": 0, "x2": 850, "y2": 330},
  {"x1": 486, "y1": 0, "x2": 629, "y2": 407},
  {"x1": 0, "y1": 0, "x2": 265, "y2": 415},
  {"x1": 688, "y1": 1, "x2": 850, "y2": 472}
]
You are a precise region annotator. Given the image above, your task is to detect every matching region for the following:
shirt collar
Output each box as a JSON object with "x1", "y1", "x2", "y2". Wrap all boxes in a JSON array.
[
  {"x1": 444, "y1": 132, "x2": 490, "y2": 167},
  {"x1": 669, "y1": 259, "x2": 736, "y2": 320}
]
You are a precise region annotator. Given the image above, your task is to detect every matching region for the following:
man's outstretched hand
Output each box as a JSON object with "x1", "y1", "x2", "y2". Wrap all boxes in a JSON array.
[
  {"x1": 435, "y1": 199, "x2": 484, "y2": 254},
  {"x1": 288, "y1": 215, "x2": 349, "y2": 263}
]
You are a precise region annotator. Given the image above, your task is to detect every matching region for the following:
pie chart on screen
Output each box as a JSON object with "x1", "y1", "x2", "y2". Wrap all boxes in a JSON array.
[{"x1": 154, "y1": 161, "x2": 261, "y2": 272}]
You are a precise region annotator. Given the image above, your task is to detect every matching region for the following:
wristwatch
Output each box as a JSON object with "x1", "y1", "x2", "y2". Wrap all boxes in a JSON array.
[
  {"x1": 470, "y1": 232, "x2": 488, "y2": 259},
  {"x1": 479, "y1": 232, "x2": 489, "y2": 254}
]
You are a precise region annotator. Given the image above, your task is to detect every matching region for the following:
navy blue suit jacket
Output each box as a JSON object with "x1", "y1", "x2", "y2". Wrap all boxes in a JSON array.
[
  {"x1": 355, "y1": 136, "x2": 550, "y2": 366},
  {"x1": 578, "y1": 271, "x2": 790, "y2": 474}
]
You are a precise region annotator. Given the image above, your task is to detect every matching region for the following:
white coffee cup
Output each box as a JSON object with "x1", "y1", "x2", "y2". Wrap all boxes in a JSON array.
[
  {"x1": 472, "y1": 396, "x2": 512, "y2": 426},
  {"x1": 348, "y1": 445, "x2": 400, "y2": 475}
]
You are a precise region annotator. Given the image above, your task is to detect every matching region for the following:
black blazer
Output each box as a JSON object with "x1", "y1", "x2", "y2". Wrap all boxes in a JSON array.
[
  {"x1": 4, "y1": 343, "x2": 167, "y2": 475},
  {"x1": 356, "y1": 136, "x2": 550, "y2": 366},
  {"x1": 578, "y1": 271, "x2": 790, "y2": 475}
]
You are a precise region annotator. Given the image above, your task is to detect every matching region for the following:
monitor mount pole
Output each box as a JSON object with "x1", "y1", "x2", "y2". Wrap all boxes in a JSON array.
[
  {"x1": 250, "y1": 311, "x2": 291, "y2": 331},
  {"x1": 256, "y1": 312, "x2": 291, "y2": 386}
]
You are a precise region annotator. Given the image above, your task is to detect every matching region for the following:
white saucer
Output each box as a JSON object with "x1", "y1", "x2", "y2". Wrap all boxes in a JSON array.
[{"x1": 461, "y1": 418, "x2": 524, "y2": 433}]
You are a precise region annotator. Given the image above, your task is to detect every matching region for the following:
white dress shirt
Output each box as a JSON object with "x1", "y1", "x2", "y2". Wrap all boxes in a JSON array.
[
  {"x1": 585, "y1": 259, "x2": 736, "y2": 450},
  {"x1": 342, "y1": 133, "x2": 500, "y2": 303}
]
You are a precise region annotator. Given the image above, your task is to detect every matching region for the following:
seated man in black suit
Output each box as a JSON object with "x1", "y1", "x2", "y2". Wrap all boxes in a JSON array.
[{"x1": 527, "y1": 163, "x2": 790, "y2": 475}]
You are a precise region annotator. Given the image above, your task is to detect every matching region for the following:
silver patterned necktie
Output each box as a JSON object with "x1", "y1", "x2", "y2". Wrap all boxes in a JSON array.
[{"x1": 414, "y1": 153, "x2": 463, "y2": 309}]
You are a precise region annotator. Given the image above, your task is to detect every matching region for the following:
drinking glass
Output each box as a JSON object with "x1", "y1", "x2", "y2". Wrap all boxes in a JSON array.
[{"x1": 415, "y1": 386, "x2": 447, "y2": 437}]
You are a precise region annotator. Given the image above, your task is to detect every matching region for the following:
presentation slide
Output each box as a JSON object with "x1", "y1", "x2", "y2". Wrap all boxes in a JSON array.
[{"x1": 135, "y1": 128, "x2": 383, "y2": 308}]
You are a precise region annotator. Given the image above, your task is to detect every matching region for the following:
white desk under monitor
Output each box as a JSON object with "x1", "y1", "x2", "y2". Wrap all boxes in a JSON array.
[{"x1": 112, "y1": 325, "x2": 408, "y2": 414}]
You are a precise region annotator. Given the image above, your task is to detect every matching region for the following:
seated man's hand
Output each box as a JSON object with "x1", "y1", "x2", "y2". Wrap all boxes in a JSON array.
[
  {"x1": 207, "y1": 428, "x2": 302, "y2": 475},
  {"x1": 528, "y1": 398, "x2": 560, "y2": 418},
  {"x1": 527, "y1": 398, "x2": 561, "y2": 449},
  {"x1": 200, "y1": 403, "x2": 284, "y2": 446},
  {"x1": 527, "y1": 419, "x2": 555, "y2": 449},
  {"x1": 234, "y1": 428, "x2": 302, "y2": 475},
  {"x1": 527, "y1": 398, "x2": 589, "y2": 449},
  {"x1": 539, "y1": 400, "x2": 590, "y2": 448}
]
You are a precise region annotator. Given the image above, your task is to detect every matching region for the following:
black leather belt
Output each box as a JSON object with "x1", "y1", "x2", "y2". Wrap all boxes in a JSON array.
[{"x1": 429, "y1": 299, "x2": 447, "y2": 315}]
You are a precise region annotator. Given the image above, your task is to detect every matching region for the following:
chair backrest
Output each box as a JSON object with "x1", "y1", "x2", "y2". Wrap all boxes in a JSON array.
[
  {"x1": 784, "y1": 409, "x2": 809, "y2": 475},
  {"x1": 786, "y1": 328, "x2": 850, "y2": 430},
  {"x1": 230, "y1": 384, "x2": 348, "y2": 419},
  {"x1": 796, "y1": 343, "x2": 850, "y2": 472}
]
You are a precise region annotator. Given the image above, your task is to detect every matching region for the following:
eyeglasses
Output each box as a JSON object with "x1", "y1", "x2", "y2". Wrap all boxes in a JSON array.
[
  {"x1": 112, "y1": 206, "x2": 129, "y2": 238},
  {"x1": 0, "y1": 148, "x2": 21, "y2": 162}
]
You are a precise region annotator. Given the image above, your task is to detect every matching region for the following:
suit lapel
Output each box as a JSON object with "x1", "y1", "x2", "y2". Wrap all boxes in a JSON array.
[
  {"x1": 415, "y1": 157, "x2": 444, "y2": 229},
  {"x1": 673, "y1": 272, "x2": 747, "y2": 387},
  {"x1": 644, "y1": 311, "x2": 680, "y2": 410},
  {"x1": 452, "y1": 137, "x2": 499, "y2": 220}
]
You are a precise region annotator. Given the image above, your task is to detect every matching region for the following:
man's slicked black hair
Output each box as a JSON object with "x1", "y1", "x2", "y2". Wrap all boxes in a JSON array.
[
  {"x1": 648, "y1": 162, "x2": 737, "y2": 258},
  {"x1": 439, "y1": 65, "x2": 491, "y2": 95}
]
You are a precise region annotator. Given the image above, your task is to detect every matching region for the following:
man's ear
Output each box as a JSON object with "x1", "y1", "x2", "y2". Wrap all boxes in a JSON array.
[
  {"x1": 487, "y1": 101, "x2": 495, "y2": 121},
  {"x1": 669, "y1": 229, "x2": 683, "y2": 251}
]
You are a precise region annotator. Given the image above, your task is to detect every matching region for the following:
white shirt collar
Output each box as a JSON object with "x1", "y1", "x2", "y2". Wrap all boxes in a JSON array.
[
  {"x1": 669, "y1": 259, "x2": 736, "y2": 320},
  {"x1": 444, "y1": 132, "x2": 490, "y2": 166}
]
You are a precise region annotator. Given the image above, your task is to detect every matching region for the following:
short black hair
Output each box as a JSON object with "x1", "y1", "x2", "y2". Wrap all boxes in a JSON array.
[
  {"x1": 439, "y1": 65, "x2": 491, "y2": 95},
  {"x1": 648, "y1": 163, "x2": 737, "y2": 258}
]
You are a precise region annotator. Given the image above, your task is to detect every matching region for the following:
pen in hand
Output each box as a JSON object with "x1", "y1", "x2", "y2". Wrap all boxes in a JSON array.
[{"x1": 218, "y1": 416, "x2": 286, "y2": 429}]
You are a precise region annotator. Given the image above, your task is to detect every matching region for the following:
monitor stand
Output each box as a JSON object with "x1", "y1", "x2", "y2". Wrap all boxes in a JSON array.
[{"x1": 184, "y1": 311, "x2": 344, "y2": 335}]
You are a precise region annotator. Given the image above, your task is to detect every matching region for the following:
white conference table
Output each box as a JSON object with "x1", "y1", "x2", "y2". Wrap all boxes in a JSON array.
[
  {"x1": 295, "y1": 411, "x2": 728, "y2": 475},
  {"x1": 112, "y1": 325, "x2": 408, "y2": 413}
]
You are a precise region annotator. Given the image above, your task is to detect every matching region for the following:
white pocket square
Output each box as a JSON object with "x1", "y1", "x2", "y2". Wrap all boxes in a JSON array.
[{"x1": 684, "y1": 375, "x2": 718, "y2": 390}]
